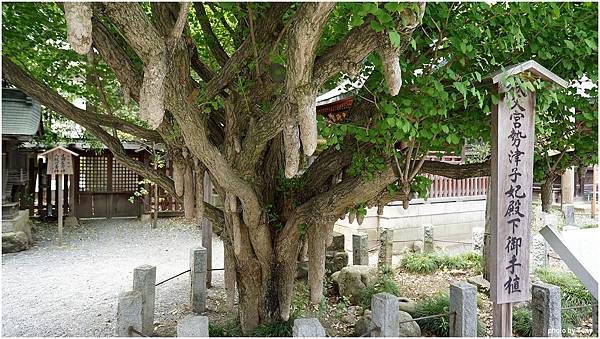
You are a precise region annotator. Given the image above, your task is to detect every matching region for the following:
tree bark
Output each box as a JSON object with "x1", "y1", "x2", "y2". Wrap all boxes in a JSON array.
[{"x1": 541, "y1": 174, "x2": 556, "y2": 212}]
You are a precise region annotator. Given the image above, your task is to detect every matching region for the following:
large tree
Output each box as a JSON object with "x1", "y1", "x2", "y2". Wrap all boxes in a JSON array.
[{"x1": 2, "y1": 2, "x2": 597, "y2": 332}]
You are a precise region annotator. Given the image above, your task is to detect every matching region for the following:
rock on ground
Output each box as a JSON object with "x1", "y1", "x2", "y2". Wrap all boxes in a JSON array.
[{"x1": 337, "y1": 265, "x2": 378, "y2": 304}]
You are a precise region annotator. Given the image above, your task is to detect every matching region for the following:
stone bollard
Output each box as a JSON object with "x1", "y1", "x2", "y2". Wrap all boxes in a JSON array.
[
  {"x1": 530, "y1": 234, "x2": 549, "y2": 273},
  {"x1": 562, "y1": 204, "x2": 575, "y2": 225},
  {"x1": 190, "y1": 247, "x2": 208, "y2": 313},
  {"x1": 423, "y1": 224, "x2": 434, "y2": 253},
  {"x1": 353, "y1": 234, "x2": 369, "y2": 265},
  {"x1": 449, "y1": 282, "x2": 478, "y2": 337},
  {"x1": 116, "y1": 290, "x2": 143, "y2": 336},
  {"x1": 532, "y1": 282, "x2": 562, "y2": 337},
  {"x1": 378, "y1": 229, "x2": 393, "y2": 268},
  {"x1": 472, "y1": 227, "x2": 484, "y2": 255},
  {"x1": 177, "y1": 315, "x2": 209, "y2": 337},
  {"x1": 133, "y1": 265, "x2": 156, "y2": 336},
  {"x1": 371, "y1": 292, "x2": 399, "y2": 337},
  {"x1": 292, "y1": 318, "x2": 326, "y2": 337}
]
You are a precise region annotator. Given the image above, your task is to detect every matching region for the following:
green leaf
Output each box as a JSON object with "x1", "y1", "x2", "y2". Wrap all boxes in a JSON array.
[
  {"x1": 564, "y1": 40, "x2": 575, "y2": 50},
  {"x1": 389, "y1": 30, "x2": 401, "y2": 48}
]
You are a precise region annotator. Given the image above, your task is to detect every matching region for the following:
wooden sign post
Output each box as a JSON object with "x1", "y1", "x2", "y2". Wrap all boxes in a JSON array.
[
  {"x1": 39, "y1": 146, "x2": 78, "y2": 246},
  {"x1": 487, "y1": 61, "x2": 567, "y2": 336}
]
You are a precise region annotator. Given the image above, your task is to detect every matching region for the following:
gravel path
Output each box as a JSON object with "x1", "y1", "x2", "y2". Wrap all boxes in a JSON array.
[{"x1": 2, "y1": 218, "x2": 224, "y2": 337}]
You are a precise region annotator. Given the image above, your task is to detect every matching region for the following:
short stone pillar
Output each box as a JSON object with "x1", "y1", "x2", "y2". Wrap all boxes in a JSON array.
[
  {"x1": 177, "y1": 315, "x2": 209, "y2": 337},
  {"x1": 292, "y1": 318, "x2": 326, "y2": 337},
  {"x1": 328, "y1": 232, "x2": 345, "y2": 251},
  {"x1": 133, "y1": 265, "x2": 156, "y2": 336},
  {"x1": 449, "y1": 282, "x2": 477, "y2": 337},
  {"x1": 532, "y1": 282, "x2": 562, "y2": 337},
  {"x1": 353, "y1": 234, "x2": 369, "y2": 265},
  {"x1": 471, "y1": 226, "x2": 484, "y2": 255},
  {"x1": 116, "y1": 290, "x2": 143, "y2": 336},
  {"x1": 371, "y1": 292, "x2": 399, "y2": 337},
  {"x1": 423, "y1": 224, "x2": 434, "y2": 253},
  {"x1": 378, "y1": 229, "x2": 393, "y2": 267},
  {"x1": 190, "y1": 247, "x2": 208, "y2": 313},
  {"x1": 530, "y1": 234, "x2": 548, "y2": 272},
  {"x1": 562, "y1": 204, "x2": 575, "y2": 225}
]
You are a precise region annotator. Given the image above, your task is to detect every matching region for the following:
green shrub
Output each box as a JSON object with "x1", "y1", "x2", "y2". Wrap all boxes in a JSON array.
[
  {"x1": 414, "y1": 293, "x2": 452, "y2": 336},
  {"x1": 360, "y1": 269, "x2": 401, "y2": 308},
  {"x1": 252, "y1": 318, "x2": 296, "y2": 337},
  {"x1": 208, "y1": 318, "x2": 242, "y2": 337},
  {"x1": 512, "y1": 306, "x2": 533, "y2": 337},
  {"x1": 401, "y1": 252, "x2": 439, "y2": 273},
  {"x1": 400, "y1": 251, "x2": 482, "y2": 274},
  {"x1": 414, "y1": 293, "x2": 486, "y2": 337}
]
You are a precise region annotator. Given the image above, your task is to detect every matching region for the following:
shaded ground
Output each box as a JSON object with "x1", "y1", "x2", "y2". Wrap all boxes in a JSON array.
[{"x1": 2, "y1": 217, "x2": 224, "y2": 337}]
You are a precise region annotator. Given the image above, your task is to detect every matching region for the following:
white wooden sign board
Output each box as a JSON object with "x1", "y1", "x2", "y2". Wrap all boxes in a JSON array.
[{"x1": 39, "y1": 146, "x2": 78, "y2": 175}]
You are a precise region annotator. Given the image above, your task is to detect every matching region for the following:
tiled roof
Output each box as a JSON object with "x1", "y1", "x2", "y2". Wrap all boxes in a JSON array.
[{"x1": 2, "y1": 88, "x2": 41, "y2": 137}]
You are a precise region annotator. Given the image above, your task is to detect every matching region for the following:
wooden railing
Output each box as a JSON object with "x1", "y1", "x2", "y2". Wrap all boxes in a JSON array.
[{"x1": 426, "y1": 174, "x2": 488, "y2": 199}]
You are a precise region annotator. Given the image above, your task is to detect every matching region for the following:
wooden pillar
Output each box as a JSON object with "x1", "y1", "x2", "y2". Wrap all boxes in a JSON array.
[
  {"x1": 28, "y1": 157, "x2": 35, "y2": 216},
  {"x1": 63, "y1": 174, "x2": 69, "y2": 212},
  {"x1": 57, "y1": 174, "x2": 63, "y2": 246},
  {"x1": 46, "y1": 173, "x2": 52, "y2": 217},
  {"x1": 562, "y1": 167, "x2": 575, "y2": 205},
  {"x1": 107, "y1": 152, "x2": 113, "y2": 219},
  {"x1": 74, "y1": 156, "x2": 80, "y2": 218},
  {"x1": 54, "y1": 174, "x2": 59, "y2": 217},
  {"x1": 202, "y1": 171, "x2": 213, "y2": 287},
  {"x1": 37, "y1": 158, "x2": 43, "y2": 217},
  {"x1": 69, "y1": 174, "x2": 76, "y2": 216}
]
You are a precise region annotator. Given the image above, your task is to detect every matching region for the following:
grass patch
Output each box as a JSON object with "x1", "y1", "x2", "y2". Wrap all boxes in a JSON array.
[
  {"x1": 400, "y1": 251, "x2": 482, "y2": 274},
  {"x1": 414, "y1": 293, "x2": 486, "y2": 337},
  {"x1": 512, "y1": 306, "x2": 533, "y2": 337},
  {"x1": 359, "y1": 266, "x2": 401, "y2": 308},
  {"x1": 208, "y1": 318, "x2": 242, "y2": 337},
  {"x1": 252, "y1": 318, "x2": 296, "y2": 337}
]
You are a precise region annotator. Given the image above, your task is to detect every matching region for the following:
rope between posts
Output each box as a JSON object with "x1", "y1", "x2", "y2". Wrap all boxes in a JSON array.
[
  {"x1": 561, "y1": 303, "x2": 598, "y2": 311},
  {"x1": 128, "y1": 326, "x2": 149, "y2": 337},
  {"x1": 433, "y1": 239, "x2": 473, "y2": 245},
  {"x1": 155, "y1": 269, "x2": 190, "y2": 286},
  {"x1": 400, "y1": 311, "x2": 456, "y2": 324}
]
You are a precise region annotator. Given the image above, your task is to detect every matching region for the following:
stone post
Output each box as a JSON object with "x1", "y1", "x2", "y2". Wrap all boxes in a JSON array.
[
  {"x1": 378, "y1": 229, "x2": 393, "y2": 268},
  {"x1": 472, "y1": 226, "x2": 484, "y2": 255},
  {"x1": 423, "y1": 224, "x2": 434, "y2": 253},
  {"x1": 133, "y1": 265, "x2": 156, "y2": 336},
  {"x1": 116, "y1": 290, "x2": 143, "y2": 336},
  {"x1": 177, "y1": 315, "x2": 209, "y2": 337},
  {"x1": 562, "y1": 167, "x2": 575, "y2": 224},
  {"x1": 532, "y1": 282, "x2": 562, "y2": 337},
  {"x1": 371, "y1": 292, "x2": 399, "y2": 337},
  {"x1": 292, "y1": 318, "x2": 326, "y2": 337},
  {"x1": 353, "y1": 234, "x2": 369, "y2": 265},
  {"x1": 449, "y1": 282, "x2": 478, "y2": 337},
  {"x1": 530, "y1": 234, "x2": 548, "y2": 273},
  {"x1": 190, "y1": 247, "x2": 207, "y2": 313}
]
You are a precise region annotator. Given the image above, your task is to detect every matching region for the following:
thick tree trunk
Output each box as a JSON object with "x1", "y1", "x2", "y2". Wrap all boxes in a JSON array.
[{"x1": 541, "y1": 175, "x2": 556, "y2": 212}]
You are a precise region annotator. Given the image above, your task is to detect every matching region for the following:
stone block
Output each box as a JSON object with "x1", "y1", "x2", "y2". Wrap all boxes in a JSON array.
[
  {"x1": 562, "y1": 204, "x2": 575, "y2": 225},
  {"x1": 352, "y1": 234, "x2": 369, "y2": 265},
  {"x1": 467, "y1": 275, "x2": 490, "y2": 293},
  {"x1": 325, "y1": 251, "x2": 348, "y2": 274},
  {"x1": 398, "y1": 310, "x2": 421, "y2": 337},
  {"x1": 190, "y1": 247, "x2": 207, "y2": 313},
  {"x1": 449, "y1": 282, "x2": 477, "y2": 337},
  {"x1": 530, "y1": 234, "x2": 548, "y2": 272},
  {"x1": 328, "y1": 232, "x2": 345, "y2": 252},
  {"x1": 2, "y1": 231, "x2": 29, "y2": 253},
  {"x1": 371, "y1": 292, "x2": 399, "y2": 337},
  {"x1": 423, "y1": 224, "x2": 434, "y2": 253},
  {"x1": 397, "y1": 297, "x2": 417, "y2": 314},
  {"x1": 116, "y1": 290, "x2": 143, "y2": 336},
  {"x1": 472, "y1": 226, "x2": 484, "y2": 254},
  {"x1": 177, "y1": 315, "x2": 209, "y2": 337},
  {"x1": 338, "y1": 265, "x2": 378, "y2": 304},
  {"x1": 292, "y1": 318, "x2": 325, "y2": 337},
  {"x1": 378, "y1": 229, "x2": 393, "y2": 267},
  {"x1": 140, "y1": 214, "x2": 152, "y2": 223},
  {"x1": 133, "y1": 265, "x2": 156, "y2": 336},
  {"x1": 532, "y1": 282, "x2": 562, "y2": 337},
  {"x1": 64, "y1": 216, "x2": 80, "y2": 227}
]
